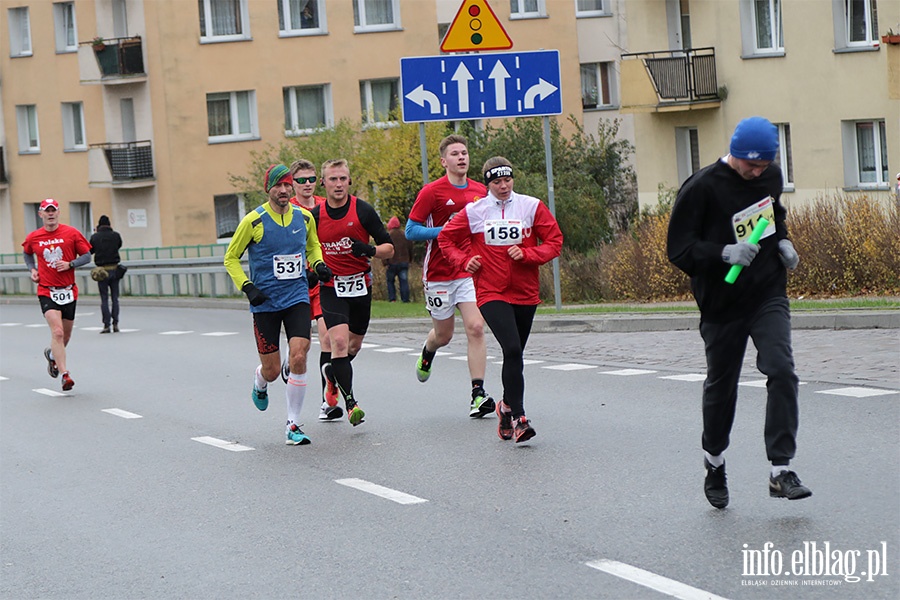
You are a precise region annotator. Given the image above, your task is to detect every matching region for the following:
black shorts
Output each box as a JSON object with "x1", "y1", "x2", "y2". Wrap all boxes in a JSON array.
[
  {"x1": 39, "y1": 295, "x2": 77, "y2": 321},
  {"x1": 251, "y1": 302, "x2": 311, "y2": 355},
  {"x1": 319, "y1": 285, "x2": 372, "y2": 336}
]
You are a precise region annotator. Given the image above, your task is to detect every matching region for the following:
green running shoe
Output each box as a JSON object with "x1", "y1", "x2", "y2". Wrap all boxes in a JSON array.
[
  {"x1": 285, "y1": 423, "x2": 311, "y2": 445},
  {"x1": 251, "y1": 386, "x2": 268, "y2": 411},
  {"x1": 416, "y1": 354, "x2": 432, "y2": 382}
]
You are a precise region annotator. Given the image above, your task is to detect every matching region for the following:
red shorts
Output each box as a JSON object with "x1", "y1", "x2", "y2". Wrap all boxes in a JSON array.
[{"x1": 310, "y1": 283, "x2": 322, "y2": 319}]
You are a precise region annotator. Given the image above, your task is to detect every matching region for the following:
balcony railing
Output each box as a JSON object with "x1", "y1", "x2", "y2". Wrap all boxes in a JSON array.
[
  {"x1": 620, "y1": 47, "x2": 722, "y2": 112},
  {"x1": 82, "y1": 36, "x2": 145, "y2": 79},
  {"x1": 90, "y1": 141, "x2": 154, "y2": 182}
]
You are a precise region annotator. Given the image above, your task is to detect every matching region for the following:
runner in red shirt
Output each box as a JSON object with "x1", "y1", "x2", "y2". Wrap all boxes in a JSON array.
[
  {"x1": 406, "y1": 135, "x2": 496, "y2": 419},
  {"x1": 439, "y1": 157, "x2": 563, "y2": 444},
  {"x1": 22, "y1": 199, "x2": 93, "y2": 391},
  {"x1": 311, "y1": 159, "x2": 393, "y2": 427},
  {"x1": 287, "y1": 158, "x2": 343, "y2": 422}
]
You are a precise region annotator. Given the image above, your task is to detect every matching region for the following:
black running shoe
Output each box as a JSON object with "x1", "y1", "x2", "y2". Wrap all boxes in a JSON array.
[
  {"x1": 513, "y1": 416, "x2": 536, "y2": 444},
  {"x1": 44, "y1": 347, "x2": 59, "y2": 379},
  {"x1": 769, "y1": 470, "x2": 812, "y2": 500},
  {"x1": 704, "y1": 459, "x2": 729, "y2": 509}
]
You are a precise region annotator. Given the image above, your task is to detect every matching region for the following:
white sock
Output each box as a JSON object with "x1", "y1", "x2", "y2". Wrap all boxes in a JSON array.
[
  {"x1": 286, "y1": 372, "x2": 308, "y2": 424},
  {"x1": 704, "y1": 451, "x2": 724, "y2": 468},
  {"x1": 254, "y1": 365, "x2": 268, "y2": 391},
  {"x1": 771, "y1": 465, "x2": 789, "y2": 477}
]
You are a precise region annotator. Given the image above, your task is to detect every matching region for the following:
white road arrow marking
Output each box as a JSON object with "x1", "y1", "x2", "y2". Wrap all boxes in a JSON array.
[
  {"x1": 404, "y1": 84, "x2": 441, "y2": 115},
  {"x1": 523, "y1": 78, "x2": 558, "y2": 109},
  {"x1": 451, "y1": 63, "x2": 474, "y2": 113},
  {"x1": 488, "y1": 61, "x2": 510, "y2": 110}
]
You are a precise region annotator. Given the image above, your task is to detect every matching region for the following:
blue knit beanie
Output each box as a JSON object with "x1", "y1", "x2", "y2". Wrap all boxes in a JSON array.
[{"x1": 730, "y1": 117, "x2": 778, "y2": 161}]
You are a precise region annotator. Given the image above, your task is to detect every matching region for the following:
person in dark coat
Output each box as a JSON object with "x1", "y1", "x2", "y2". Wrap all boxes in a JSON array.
[
  {"x1": 89, "y1": 215, "x2": 123, "y2": 333},
  {"x1": 384, "y1": 216, "x2": 412, "y2": 303}
]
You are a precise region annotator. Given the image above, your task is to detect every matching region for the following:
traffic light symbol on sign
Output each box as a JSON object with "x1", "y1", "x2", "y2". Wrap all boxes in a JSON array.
[{"x1": 441, "y1": 0, "x2": 513, "y2": 53}]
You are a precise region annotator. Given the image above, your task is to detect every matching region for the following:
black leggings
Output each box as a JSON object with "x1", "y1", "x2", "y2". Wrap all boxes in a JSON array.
[{"x1": 478, "y1": 301, "x2": 537, "y2": 418}]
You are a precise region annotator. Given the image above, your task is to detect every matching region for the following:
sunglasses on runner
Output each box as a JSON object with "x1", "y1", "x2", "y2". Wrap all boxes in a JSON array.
[{"x1": 293, "y1": 176, "x2": 317, "y2": 184}]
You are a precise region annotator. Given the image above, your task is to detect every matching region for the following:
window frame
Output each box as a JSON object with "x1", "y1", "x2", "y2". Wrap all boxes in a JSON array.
[
  {"x1": 16, "y1": 105, "x2": 40, "y2": 154},
  {"x1": 575, "y1": 0, "x2": 608, "y2": 18},
  {"x1": 841, "y1": 119, "x2": 889, "y2": 189},
  {"x1": 353, "y1": 0, "x2": 401, "y2": 33},
  {"x1": 509, "y1": 0, "x2": 546, "y2": 20},
  {"x1": 70, "y1": 201, "x2": 92, "y2": 238},
  {"x1": 675, "y1": 126, "x2": 700, "y2": 186},
  {"x1": 832, "y1": 0, "x2": 880, "y2": 51},
  {"x1": 359, "y1": 78, "x2": 399, "y2": 129},
  {"x1": 199, "y1": 0, "x2": 250, "y2": 43},
  {"x1": 53, "y1": 2, "x2": 78, "y2": 53},
  {"x1": 214, "y1": 193, "x2": 244, "y2": 241},
  {"x1": 278, "y1": 0, "x2": 327, "y2": 36},
  {"x1": 579, "y1": 62, "x2": 616, "y2": 110},
  {"x1": 752, "y1": 0, "x2": 783, "y2": 53},
  {"x1": 284, "y1": 84, "x2": 333, "y2": 136},
  {"x1": 61, "y1": 101, "x2": 87, "y2": 151},
  {"x1": 8, "y1": 6, "x2": 33, "y2": 57},
  {"x1": 206, "y1": 90, "x2": 259, "y2": 143},
  {"x1": 775, "y1": 122, "x2": 793, "y2": 191}
]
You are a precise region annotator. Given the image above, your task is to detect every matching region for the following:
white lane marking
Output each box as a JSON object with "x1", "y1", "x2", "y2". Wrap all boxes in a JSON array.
[
  {"x1": 102, "y1": 408, "x2": 143, "y2": 419},
  {"x1": 0, "y1": 376, "x2": 8, "y2": 381},
  {"x1": 80, "y1": 326, "x2": 105, "y2": 331},
  {"x1": 117, "y1": 329, "x2": 139, "y2": 333},
  {"x1": 601, "y1": 368, "x2": 658, "y2": 376},
  {"x1": 374, "y1": 347, "x2": 412, "y2": 353},
  {"x1": 660, "y1": 373, "x2": 706, "y2": 382},
  {"x1": 25, "y1": 324, "x2": 45, "y2": 328},
  {"x1": 160, "y1": 330, "x2": 194, "y2": 335},
  {"x1": 191, "y1": 436, "x2": 254, "y2": 451},
  {"x1": 453, "y1": 355, "x2": 496, "y2": 361},
  {"x1": 407, "y1": 351, "x2": 452, "y2": 357},
  {"x1": 361, "y1": 343, "x2": 381, "y2": 349},
  {"x1": 34, "y1": 388, "x2": 67, "y2": 397},
  {"x1": 740, "y1": 379, "x2": 807, "y2": 388},
  {"x1": 522, "y1": 359, "x2": 544, "y2": 365},
  {"x1": 201, "y1": 332, "x2": 239, "y2": 337},
  {"x1": 816, "y1": 386, "x2": 898, "y2": 398},
  {"x1": 543, "y1": 363, "x2": 597, "y2": 371},
  {"x1": 335, "y1": 478, "x2": 428, "y2": 505},
  {"x1": 586, "y1": 559, "x2": 730, "y2": 600},
  {"x1": 0, "y1": 323, "x2": 22, "y2": 327}
]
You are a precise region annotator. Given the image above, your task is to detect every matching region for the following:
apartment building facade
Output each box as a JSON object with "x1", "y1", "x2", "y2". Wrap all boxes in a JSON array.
[
  {"x1": 618, "y1": 0, "x2": 899, "y2": 209},
  {"x1": 2, "y1": 0, "x2": 632, "y2": 253}
]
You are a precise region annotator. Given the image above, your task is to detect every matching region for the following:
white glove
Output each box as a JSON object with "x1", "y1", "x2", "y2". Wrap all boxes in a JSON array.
[
  {"x1": 778, "y1": 239, "x2": 799, "y2": 270},
  {"x1": 722, "y1": 242, "x2": 759, "y2": 267}
]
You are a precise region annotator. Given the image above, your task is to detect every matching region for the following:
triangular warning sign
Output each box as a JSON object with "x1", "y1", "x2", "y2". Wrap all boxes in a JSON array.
[{"x1": 441, "y1": 0, "x2": 513, "y2": 53}]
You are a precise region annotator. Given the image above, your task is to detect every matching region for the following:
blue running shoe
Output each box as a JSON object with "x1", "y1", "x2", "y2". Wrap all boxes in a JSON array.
[
  {"x1": 252, "y1": 385, "x2": 268, "y2": 411},
  {"x1": 285, "y1": 423, "x2": 311, "y2": 445}
]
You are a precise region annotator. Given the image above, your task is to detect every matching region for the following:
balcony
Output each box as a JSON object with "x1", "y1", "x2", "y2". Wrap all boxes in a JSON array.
[
  {"x1": 619, "y1": 47, "x2": 722, "y2": 113},
  {"x1": 79, "y1": 36, "x2": 147, "y2": 85},
  {"x1": 0, "y1": 147, "x2": 7, "y2": 186},
  {"x1": 88, "y1": 141, "x2": 156, "y2": 189}
]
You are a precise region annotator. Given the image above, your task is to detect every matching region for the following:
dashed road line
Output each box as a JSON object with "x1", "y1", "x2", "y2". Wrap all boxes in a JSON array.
[
  {"x1": 543, "y1": 363, "x2": 597, "y2": 371},
  {"x1": 33, "y1": 388, "x2": 68, "y2": 397},
  {"x1": 102, "y1": 408, "x2": 143, "y2": 419},
  {"x1": 191, "y1": 436, "x2": 254, "y2": 452},
  {"x1": 201, "y1": 332, "x2": 239, "y2": 337},
  {"x1": 601, "y1": 368, "x2": 658, "y2": 376},
  {"x1": 160, "y1": 331, "x2": 194, "y2": 335},
  {"x1": 816, "y1": 386, "x2": 897, "y2": 398},
  {"x1": 335, "y1": 478, "x2": 428, "y2": 505},
  {"x1": 373, "y1": 347, "x2": 411, "y2": 353},
  {"x1": 586, "y1": 559, "x2": 729, "y2": 600},
  {"x1": 659, "y1": 374, "x2": 706, "y2": 382}
]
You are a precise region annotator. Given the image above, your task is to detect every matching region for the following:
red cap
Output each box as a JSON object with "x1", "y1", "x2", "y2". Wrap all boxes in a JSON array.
[{"x1": 39, "y1": 199, "x2": 60, "y2": 211}]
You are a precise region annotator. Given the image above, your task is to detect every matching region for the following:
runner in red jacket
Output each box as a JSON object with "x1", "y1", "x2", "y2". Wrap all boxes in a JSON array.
[{"x1": 438, "y1": 157, "x2": 563, "y2": 443}]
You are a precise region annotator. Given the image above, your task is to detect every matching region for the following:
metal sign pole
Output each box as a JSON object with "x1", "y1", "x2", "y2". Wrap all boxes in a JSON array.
[
  {"x1": 419, "y1": 122, "x2": 429, "y2": 186},
  {"x1": 543, "y1": 116, "x2": 561, "y2": 312}
]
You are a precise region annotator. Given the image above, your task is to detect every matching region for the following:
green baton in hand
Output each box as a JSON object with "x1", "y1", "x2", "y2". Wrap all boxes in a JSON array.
[{"x1": 725, "y1": 216, "x2": 769, "y2": 284}]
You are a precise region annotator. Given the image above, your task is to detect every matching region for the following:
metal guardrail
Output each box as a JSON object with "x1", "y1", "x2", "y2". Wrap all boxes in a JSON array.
[{"x1": 0, "y1": 256, "x2": 246, "y2": 298}]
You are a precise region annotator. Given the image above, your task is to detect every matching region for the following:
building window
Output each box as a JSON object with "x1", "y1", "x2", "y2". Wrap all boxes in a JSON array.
[
  {"x1": 359, "y1": 79, "x2": 398, "y2": 127},
  {"x1": 207, "y1": 91, "x2": 258, "y2": 142},
  {"x1": 753, "y1": 0, "x2": 782, "y2": 51},
  {"x1": 16, "y1": 105, "x2": 40, "y2": 154},
  {"x1": 199, "y1": 0, "x2": 249, "y2": 41},
  {"x1": 61, "y1": 102, "x2": 86, "y2": 151},
  {"x1": 580, "y1": 62, "x2": 615, "y2": 109},
  {"x1": 846, "y1": 0, "x2": 878, "y2": 44},
  {"x1": 8, "y1": 7, "x2": 32, "y2": 57},
  {"x1": 25, "y1": 202, "x2": 41, "y2": 233},
  {"x1": 575, "y1": 0, "x2": 607, "y2": 17},
  {"x1": 842, "y1": 119, "x2": 888, "y2": 188},
  {"x1": 53, "y1": 2, "x2": 78, "y2": 53},
  {"x1": 70, "y1": 202, "x2": 92, "y2": 238},
  {"x1": 353, "y1": 0, "x2": 400, "y2": 32},
  {"x1": 510, "y1": 0, "x2": 545, "y2": 19},
  {"x1": 278, "y1": 0, "x2": 325, "y2": 35},
  {"x1": 215, "y1": 194, "x2": 243, "y2": 239},
  {"x1": 775, "y1": 123, "x2": 793, "y2": 190},
  {"x1": 675, "y1": 127, "x2": 700, "y2": 185},
  {"x1": 284, "y1": 84, "x2": 332, "y2": 135}
]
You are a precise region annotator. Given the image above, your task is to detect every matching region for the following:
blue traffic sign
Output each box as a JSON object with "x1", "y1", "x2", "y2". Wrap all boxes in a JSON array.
[{"x1": 400, "y1": 50, "x2": 561, "y2": 123}]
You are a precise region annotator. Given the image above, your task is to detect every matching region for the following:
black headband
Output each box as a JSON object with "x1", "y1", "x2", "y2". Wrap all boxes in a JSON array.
[{"x1": 484, "y1": 165, "x2": 513, "y2": 185}]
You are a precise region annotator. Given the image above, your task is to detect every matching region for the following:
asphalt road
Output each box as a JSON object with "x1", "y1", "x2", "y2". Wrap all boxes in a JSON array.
[{"x1": 1, "y1": 303, "x2": 898, "y2": 600}]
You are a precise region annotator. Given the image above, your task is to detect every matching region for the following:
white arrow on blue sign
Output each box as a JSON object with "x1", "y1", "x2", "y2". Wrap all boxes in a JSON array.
[{"x1": 400, "y1": 50, "x2": 562, "y2": 123}]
